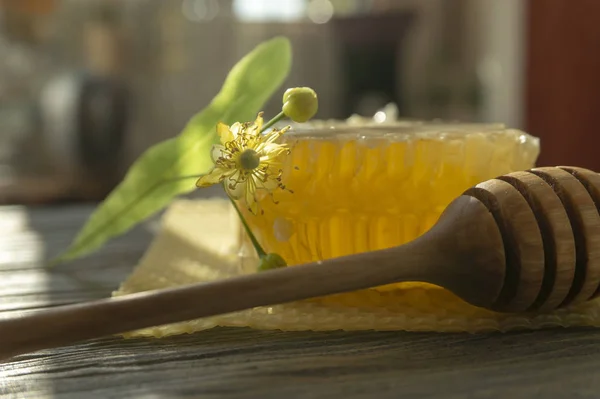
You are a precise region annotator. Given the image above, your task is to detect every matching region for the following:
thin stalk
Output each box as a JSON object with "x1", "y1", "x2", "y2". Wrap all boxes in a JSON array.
[
  {"x1": 229, "y1": 197, "x2": 266, "y2": 258},
  {"x1": 260, "y1": 111, "x2": 286, "y2": 132}
]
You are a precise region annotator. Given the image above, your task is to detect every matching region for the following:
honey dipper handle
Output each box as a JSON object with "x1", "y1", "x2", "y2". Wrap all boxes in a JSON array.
[
  {"x1": 0, "y1": 243, "x2": 431, "y2": 361},
  {"x1": 0, "y1": 196, "x2": 504, "y2": 361}
]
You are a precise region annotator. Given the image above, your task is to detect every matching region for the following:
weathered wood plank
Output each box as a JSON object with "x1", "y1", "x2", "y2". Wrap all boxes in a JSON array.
[
  {"x1": 3, "y1": 327, "x2": 600, "y2": 398},
  {"x1": 2, "y1": 205, "x2": 600, "y2": 398}
]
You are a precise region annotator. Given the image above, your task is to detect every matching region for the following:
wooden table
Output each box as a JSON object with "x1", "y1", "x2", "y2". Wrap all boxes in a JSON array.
[{"x1": 2, "y1": 205, "x2": 600, "y2": 398}]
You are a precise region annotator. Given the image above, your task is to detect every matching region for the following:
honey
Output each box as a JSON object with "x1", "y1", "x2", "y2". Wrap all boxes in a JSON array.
[{"x1": 240, "y1": 122, "x2": 540, "y2": 285}]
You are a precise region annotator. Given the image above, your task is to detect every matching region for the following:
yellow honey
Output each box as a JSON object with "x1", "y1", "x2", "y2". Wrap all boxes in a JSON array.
[{"x1": 240, "y1": 122, "x2": 540, "y2": 288}]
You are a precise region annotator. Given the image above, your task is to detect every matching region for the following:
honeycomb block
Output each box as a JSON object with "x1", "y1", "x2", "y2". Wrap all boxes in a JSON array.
[{"x1": 241, "y1": 123, "x2": 540, "y2": 283}]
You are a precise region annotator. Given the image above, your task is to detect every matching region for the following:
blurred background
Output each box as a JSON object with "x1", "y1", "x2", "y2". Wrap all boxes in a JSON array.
[{"x1": 0, "y1": 0, "x2": 598, "y2": 205}]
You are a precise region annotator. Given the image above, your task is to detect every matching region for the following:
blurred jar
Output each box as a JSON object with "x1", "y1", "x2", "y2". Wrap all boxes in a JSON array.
[
  {"x1": 0, "y1": 0, "x2": 60, "y2": 204},
  {"x1": 0, "y1": 0, "x2": 129, "y2": 204}
]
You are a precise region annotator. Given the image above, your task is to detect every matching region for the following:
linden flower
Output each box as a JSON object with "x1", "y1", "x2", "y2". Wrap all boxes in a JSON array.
[{"x1": 196, "y1": 113, "x2": 291, "y2": 214}]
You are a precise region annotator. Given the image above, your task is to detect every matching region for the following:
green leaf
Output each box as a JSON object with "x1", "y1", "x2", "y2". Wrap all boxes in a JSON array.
[{"x1": 52, "y1": 36, "x2": 292, "y2": 265}]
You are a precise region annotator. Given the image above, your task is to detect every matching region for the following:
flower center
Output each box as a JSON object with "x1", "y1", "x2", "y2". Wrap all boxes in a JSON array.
[{"x1": 239, "y1": 149, "x2": 260, "y2": 170}]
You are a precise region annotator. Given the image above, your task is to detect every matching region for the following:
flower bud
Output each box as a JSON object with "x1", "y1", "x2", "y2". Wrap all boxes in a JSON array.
[
  {"x1": 257, "y1": 252, "x2": 287, "y2": 272},
  {"x1": 282, "y1": 87, "x2": 318, "y2": 123}
]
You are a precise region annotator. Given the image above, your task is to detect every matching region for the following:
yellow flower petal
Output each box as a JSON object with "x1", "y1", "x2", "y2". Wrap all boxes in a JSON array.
[
  {"x1": 229, "y1": 122, "x2": 243, "y2": 139},
  {"x1": 224, "y1": 173, "x2": 245, "y2": 199},
  {"x1": 253, "y1": 112, "x2": 264, "y2": 134},
  {"x1": 245, "y1": 178, "x2": 258, "y2": 214},
  {"x1": 247, "y1": 200, "x2": 259, "y2": 215},
  {"x1": 211, "y1": 145, "x2": 227, "y2": 162},
  {"x1": 217, "y1": 123, "x2": 234, "y2": 145},
  {"x1": 195, "y1": 167, "x2": 228, "y2": 187},
  {"x1": 259, "y1": 143, "x2": 288, "y2": 159},
  {"x1": 264, "y1": 126, "x2": 289, "y2": 144},
  {"x1": 256, "y1": 176, "x2": 279, "y2": 191}
]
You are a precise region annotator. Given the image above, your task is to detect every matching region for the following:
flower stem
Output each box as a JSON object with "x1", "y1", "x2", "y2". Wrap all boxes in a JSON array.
[
  {"x1": 228, "y1": 197, "x2": 266, "y2": 258},
  {"x1": 260, "y1": 111, "x2": 286, "y2": 133}
]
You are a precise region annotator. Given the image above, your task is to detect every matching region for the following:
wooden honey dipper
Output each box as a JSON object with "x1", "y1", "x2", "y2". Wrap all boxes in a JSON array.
[{"x1": 2, "y1": 165, "x2": 600, "y2": 361}]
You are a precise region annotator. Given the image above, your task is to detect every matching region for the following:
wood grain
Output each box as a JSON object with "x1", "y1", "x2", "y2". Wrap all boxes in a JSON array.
[
  {"x1": 497, "y1": 171, "x2": 575, "y2": 311},
  {"x1": 0, "y1": 194, "x2": 508, "y2": 360},
  {"x1": 2, "y1": 205, "x2": 600, "y2": 398}
]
